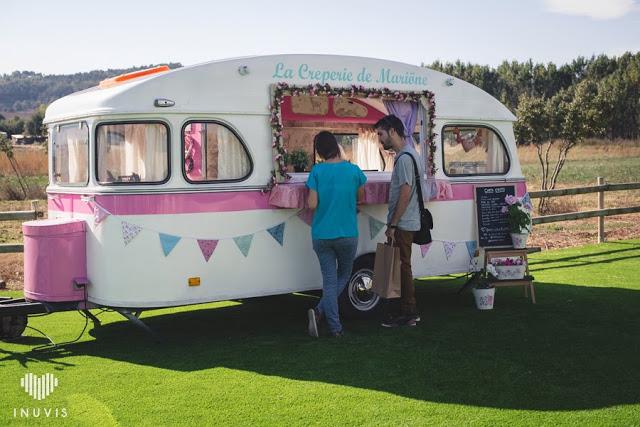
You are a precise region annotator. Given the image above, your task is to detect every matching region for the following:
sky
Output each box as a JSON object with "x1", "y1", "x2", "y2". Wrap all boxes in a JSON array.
[{"x1": 1, "y1": 0, "x2": 639, "y2": 75}]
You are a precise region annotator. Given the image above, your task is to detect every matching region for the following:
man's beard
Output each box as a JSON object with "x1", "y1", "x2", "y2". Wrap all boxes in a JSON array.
[{"x1": 382, "y1": 140, "x2": 393, "y2": 150}]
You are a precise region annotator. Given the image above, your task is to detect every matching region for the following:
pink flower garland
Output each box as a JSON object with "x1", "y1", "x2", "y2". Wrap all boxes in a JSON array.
[{"x1": 265, "y1": 82, "x2": 437, "y2": 192}]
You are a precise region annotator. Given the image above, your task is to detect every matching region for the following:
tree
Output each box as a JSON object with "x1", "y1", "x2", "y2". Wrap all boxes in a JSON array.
[
  {"x1": 25, "y1": 104, "x2": 46, "y2": 136},
  {"x1": 0, "y1": 133, "x2": 27, "y2": 199},
  {"x1": 515, "y1": 80, "x2": 601, "y2": 214}
]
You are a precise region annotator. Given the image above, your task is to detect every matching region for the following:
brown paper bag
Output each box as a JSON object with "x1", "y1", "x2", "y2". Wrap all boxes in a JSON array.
[{"x1": 372, "y1": 242, "x2": 401, "y2": 299}]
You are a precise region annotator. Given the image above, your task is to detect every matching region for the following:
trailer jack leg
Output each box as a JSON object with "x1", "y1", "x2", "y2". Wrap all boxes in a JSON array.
[{"x1": 116, "y1": 309, "x2": 161, "y2": 342}]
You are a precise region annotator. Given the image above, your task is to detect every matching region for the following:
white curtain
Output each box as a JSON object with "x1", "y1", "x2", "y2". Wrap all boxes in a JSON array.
[
  {"x1": 145, "y1": 125, "x2": 167, "y2": 181},
  {"x1": 120, "y1": 125, "x2": 167, "y2": 181},
  {"x1": 354, "y1": 129, "x2": 383, "y2": 171},
  {"x1": 486, "y1": 132, "x2": 505, "y2": 173},
  {"x1": 218, "y1": 125, "x2": 249, "y2": 179},
  {"x1": 124, "y1": 125, "x2": 145, "y2": 177},
  {"x1": 65, "y1": 126, "x2": 87, "y2": 183}
]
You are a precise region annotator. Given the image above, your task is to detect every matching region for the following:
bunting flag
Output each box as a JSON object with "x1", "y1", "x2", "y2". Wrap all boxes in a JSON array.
[
  {"x1": 368, "y1": 216, "x2": 386, "y2": 240},
  {"x1": 420, "y1": 243, "x2": 432, "y2": 258},
  {"x1": 121, "y1": 221, "x2": 142, "y2": 246},
  {"x1": 159, "y1": 233, "x2": 181, "y2": 256},
  {"x1": 465, "y1": 241, "x2": 477, "y2": 259},
  {"x1": 267, "y1": 223, "x2": 286, "y2": 246},
  {"x1": 233, "y1": 234, "x2": 254, "y2": 257},
  {"x1": 92, "y1": 203, "x2": 110, "y2": 225},
  {"x1": 521, "y1": 192, "x2": 533, "y2": 211},
  {"x1": 443, "y1": 241, "x2": 456, "y2": 261},
  {"x1": 197, "y1": 239, "x2": 218, "y2": 262},
  {"x1": 297, "y1": 208, "x2": 314, "y2": 226}
]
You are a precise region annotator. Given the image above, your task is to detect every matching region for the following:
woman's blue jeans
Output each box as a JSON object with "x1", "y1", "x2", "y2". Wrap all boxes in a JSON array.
[{"x1": 312, "y1": 237, "x2": 358, "y2": 334}]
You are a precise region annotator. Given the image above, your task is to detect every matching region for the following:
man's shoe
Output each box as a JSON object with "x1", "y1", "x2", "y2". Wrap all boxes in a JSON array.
[
  {"x1": 307, "y1": 308, "x2": 319, "y2": 338},
  {"x1": 381, "y1": 316, "x2": 417, "y2": 328}
]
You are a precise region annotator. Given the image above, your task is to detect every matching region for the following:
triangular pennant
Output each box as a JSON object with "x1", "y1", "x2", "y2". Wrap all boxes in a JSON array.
[
  {"x1": 197, "y1": 239, "x2": 219, "y2": 262},
  {"x1": 159, "y1": 233, "x2": 181, "y2": 256},
  {"x1": 92, "y1": 203, "x2": 110, "y2": 225},
  {"x1": 297, "y1": 208, "x2": 314, "y2": 226},
  {"x1": 420, "y1": 243, "x2": 432, "y2": 258},
  {"x1": 368, "y1": 216, "x2": 386, "y2": 240},
  {"x1": 521, "y1": 192, "x2": 533, "y2": 211},
  {"x1": 233, "y1": 234, "x2": 254, "y2": 257},
  {"x1": 465, "y1": 241, "x2": 477, "y2": 259},
  {"x1": 443, "y1": 241, "x2": 456, "y2": 261},
  {"x1": 121, "y1": 221, "x2": 142, "y2": 245},
  {"x1": 267, "y1": 223, "x2": 285, "y2": 246}
]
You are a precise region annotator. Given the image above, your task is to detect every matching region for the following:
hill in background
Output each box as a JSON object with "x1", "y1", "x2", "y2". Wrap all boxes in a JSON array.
[{"x1": 0, "y1": 63, "x2": 182, "y2": 113}]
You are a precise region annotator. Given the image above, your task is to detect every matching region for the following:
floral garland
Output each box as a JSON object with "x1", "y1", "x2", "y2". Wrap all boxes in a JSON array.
[{"x1": 266, "y1": 82, "x2": 437, "y2": 191}]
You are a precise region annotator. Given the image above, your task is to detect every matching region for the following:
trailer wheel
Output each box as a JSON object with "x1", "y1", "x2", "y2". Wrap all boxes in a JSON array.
[
  {"x1": 0, "y1": 315, "x2": 28, "y2": 340},
  {"x1": 339, "y1": 254, "x2": 380, "y2": 319}
]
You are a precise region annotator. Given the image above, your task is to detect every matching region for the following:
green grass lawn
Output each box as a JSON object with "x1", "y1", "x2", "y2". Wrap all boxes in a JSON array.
[{"x1": 1, "y1": 240, "x2": 640, "y2": 425}]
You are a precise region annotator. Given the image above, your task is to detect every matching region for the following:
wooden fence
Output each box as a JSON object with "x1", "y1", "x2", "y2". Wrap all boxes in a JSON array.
[
  {"x1": 0, "y1": 179, "x2": 637, "y2": 253},
  {"x1": 529, "y1": 178, "x2": 640, "y2": 243},
  {"x1": 0, "y1": 201, "x2": 42, "y2": 253}
]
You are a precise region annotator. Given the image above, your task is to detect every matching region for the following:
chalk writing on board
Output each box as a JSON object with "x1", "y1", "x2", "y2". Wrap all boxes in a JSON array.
[{"x1": 475, "y1": 185, "x2": 516, "y2": 247}]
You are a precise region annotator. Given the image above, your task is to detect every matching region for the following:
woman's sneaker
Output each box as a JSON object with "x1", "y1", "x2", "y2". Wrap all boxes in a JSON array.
[{"x1": 307, "y1": 308, "x2": 319, "y2": 338}]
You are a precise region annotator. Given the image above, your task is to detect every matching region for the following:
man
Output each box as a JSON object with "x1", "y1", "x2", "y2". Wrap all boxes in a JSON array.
[{"x1": 374, "y1": 114, "x2": 424, "y2": 327}]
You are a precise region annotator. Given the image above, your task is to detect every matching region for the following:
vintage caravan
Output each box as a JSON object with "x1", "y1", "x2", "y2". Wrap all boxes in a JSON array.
[{"x1": 2, "y1": 55, "x2": 527, "y2": 336}]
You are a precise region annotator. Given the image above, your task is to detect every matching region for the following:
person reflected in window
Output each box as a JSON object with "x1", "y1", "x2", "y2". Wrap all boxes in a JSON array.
[{"x1": 306, "y1": 131, "x2": 366, "y2": 338}]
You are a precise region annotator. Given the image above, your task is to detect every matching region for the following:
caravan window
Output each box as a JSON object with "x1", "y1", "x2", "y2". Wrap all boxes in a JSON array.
[
  {"x1": 182, "y1": 122, "x2": 252, "y2": 182},
  {"x1": 442, "y1": 126, "x2": 510, "y2": 176},
  {"x1": 96, "y1": 122, "x2": 169, "y2": 184},
  {"x1": 52, "y1": 122, "x2": 89, "y2": 185}
]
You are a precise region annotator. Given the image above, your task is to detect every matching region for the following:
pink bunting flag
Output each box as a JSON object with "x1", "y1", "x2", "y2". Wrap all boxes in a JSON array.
[
  {"x1": 92, "y1": 202, "x2": 110, "y2": 225},
  {"x1": 420, "y1": 243, "x2": 432, "y2": 258},
  {"x1": 197, "y1": 239, "x2": 219, "y2": 262}
]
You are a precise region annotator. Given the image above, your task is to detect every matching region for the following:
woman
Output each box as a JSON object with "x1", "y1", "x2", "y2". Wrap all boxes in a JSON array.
[{"x1": 306, "y1": 131, "x2": 366, "y2": 338}]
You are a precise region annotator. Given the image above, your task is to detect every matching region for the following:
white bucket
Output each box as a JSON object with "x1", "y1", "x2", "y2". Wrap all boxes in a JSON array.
[
  {"x1": 511, "y1": 232, "x2": 529, "y2": 249},
  {"x1": 472, "y1": 287, "x2": 495, "y2": 310}
]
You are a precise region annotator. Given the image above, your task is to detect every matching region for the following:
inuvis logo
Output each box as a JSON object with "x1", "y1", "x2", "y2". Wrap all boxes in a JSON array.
[{"x1": 20, "y1": 373, "x2": 59, "y2": 400}]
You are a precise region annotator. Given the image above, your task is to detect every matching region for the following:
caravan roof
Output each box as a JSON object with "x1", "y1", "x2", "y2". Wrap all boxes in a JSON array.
[{"x1": 45, "y1": 55, "x2": 516, "y2": 124}]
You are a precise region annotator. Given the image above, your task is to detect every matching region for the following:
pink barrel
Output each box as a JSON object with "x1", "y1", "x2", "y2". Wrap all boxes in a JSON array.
[{"x1": 22, "y1": 218, "x2": 87, "y2": 302}]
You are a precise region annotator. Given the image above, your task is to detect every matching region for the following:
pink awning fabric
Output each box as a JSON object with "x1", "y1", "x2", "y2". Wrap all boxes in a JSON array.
[{"x1": 268, "y1": 179, "x2": 454, "y2": 209}]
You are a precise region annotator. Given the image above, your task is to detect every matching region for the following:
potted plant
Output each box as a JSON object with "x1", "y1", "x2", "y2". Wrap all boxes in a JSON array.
[
  {"x1": 469, "y1": 264, "x2": 498, "y2": 310},
  {"x1": 285, "y1": 149, "x2": 310, "y2": 172},
  {"x1": 502, "y1": 194, "x2": 533, "y2": 248}
]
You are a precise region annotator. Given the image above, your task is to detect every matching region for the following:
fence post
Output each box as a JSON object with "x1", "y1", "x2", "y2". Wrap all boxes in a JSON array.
[
  {"x1": 598, "y1": 177, "x2": 605, "y2": 243},
  {"x1": 30, "y1": 200, "x2": 38, "y2": 219}
]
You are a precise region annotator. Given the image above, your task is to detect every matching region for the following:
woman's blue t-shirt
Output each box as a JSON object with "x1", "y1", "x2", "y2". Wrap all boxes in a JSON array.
[{"x1": 306, "y1": 161, "x2": 367, "y2": 240}]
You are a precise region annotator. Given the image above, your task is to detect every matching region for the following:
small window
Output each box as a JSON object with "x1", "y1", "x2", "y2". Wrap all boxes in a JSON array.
[
  {"x1": 182, "y1": 122, "x2": 251, "y2": 182},
  {"x1": 442, "y1": 126, "x2": 510, "y2": 176},
  {"x1": 96, "y1": 122, "x2": 169, "y2": 184},
  {"x1": 52, "y1": 122, "x2": 89, "y2": 185}
]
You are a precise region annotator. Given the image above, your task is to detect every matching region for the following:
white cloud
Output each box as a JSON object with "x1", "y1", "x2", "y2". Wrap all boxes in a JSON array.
[{"x1": 544, "y1": 0, "x2": 636, "y2": 19}]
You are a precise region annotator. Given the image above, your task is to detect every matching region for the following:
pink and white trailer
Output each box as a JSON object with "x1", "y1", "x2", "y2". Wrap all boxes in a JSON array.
[{"x1": 0, "y1": 55, "x2": 526, "y2": 338}]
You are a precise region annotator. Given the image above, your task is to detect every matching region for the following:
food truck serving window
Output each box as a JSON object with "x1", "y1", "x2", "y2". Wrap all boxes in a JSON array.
[
  {"x1": 52, "y1": 122, "x2": 89, "y2": 185},
  {"x1": 182, "y1": 122, "x2": 252, "y2": 183},
  {"x1": 442, "y1": 125, "x2": 510, "y2": 176},
  {"x1": 96, "y1": 122, "x2": 169, "y2": 184}
]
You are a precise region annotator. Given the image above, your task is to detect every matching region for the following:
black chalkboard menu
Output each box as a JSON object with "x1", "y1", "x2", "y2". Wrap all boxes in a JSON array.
[{"x1": 474, "y1": 185, "x2": 516, "y2": 247}]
